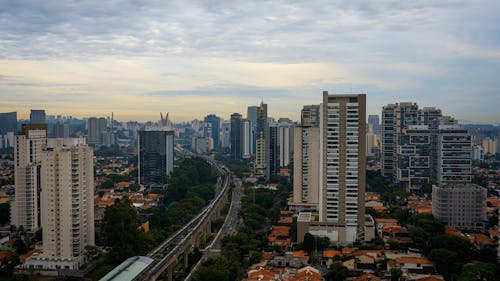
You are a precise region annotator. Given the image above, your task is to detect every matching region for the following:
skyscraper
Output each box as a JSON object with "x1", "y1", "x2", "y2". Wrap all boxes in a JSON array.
[
  {"x1": 255, "y1": 101, "x2": 269, "y2": 179},
  {"x1": 138, "y1": 129, "x2": 174, "y2": 188},
  {"x1": 320, "y1": 92, "x2": 366, "y2": 241},
  {"x1": 0, "y1": 112, "x2": 17, "y2": 135},
  {"x1": 247, "y1": 106, "x2": 258, "y2": 154},
  {"x1": 30, "y1": 109, "x2": 46, "y2": 124},
  {"x1": 301, "y1": 105, "x2": 320, "y2": 127},
  {"x1": 230, "y1": 113, "x2": 243, "y2": 160},
  {"x1": 204, "y1": 114, "x2": 220, "y2": 149},
  {"x1": 220, "y1": 121, "x2": 231, "y2": 148},
  {"x1": 242, "y1": 119, "x2": 253, "y2": 158},
  {"x1": 11, "y1": 124, "x2": 47, "y2": 232},
  {"x1": 24, "y1": 139, "x2": 95, "y2": 270},
  {"x1": 367, "y1": 115, "x2": 380, "y2": 134},
  {"x1": 87, "y1": 117, "x2": 107, "y2": 146}
]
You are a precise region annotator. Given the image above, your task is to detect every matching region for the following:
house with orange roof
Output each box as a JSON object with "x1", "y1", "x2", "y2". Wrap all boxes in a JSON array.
[
  {"x1": 444, "y1": 226, "x2": 464, "y2": 238},
  {"x1": 472, "y1": 233, "x2": 496, "y2": 249},
  {"x1": 278, "y1": 217, "x2": 293, "y2": 225},
  {"x1": 114, "y1": 181, "x2": 131, "y2": 189},
  {"x1": 289, "y1": 266, "x2": 321, "y2": 281},
  {"x1": 382, "y1": 225, "x2": 410, "y2": 240},
  {"x1": 488, "y1": 228, "x2": 499, "y2": 241},
  {"x1": 268, "y1": 226, "x2": 292, "y2": 251},
  {"x1": 389, "y1": 257, "x2": 436, "y2": 275},
  {"x1": 354, "y1": 273, "x2": 381, "y2": 281},
  {"x1": 414, "y1": 275, "x2": 444, "y2": 281}
]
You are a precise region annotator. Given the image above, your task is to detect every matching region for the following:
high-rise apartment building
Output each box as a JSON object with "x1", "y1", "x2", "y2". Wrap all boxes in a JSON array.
[
  {"x1": 278, "y1": 122, "x2": 294, "y2": 167},
  {"x1": 437, "y1": 126, "x2": 472, "y2": 184},
  {"x1": 319, "y1": 92, "x2": 366, "y2": 239},
  {"x1": 0, "y1": 112, "x2": 17, "y2": 135},
  {"x1": 204, "y1": 114, "x2": 220, "y2": 149},
  {"x1": 397, "y1": 125, "x2": 472, "y2": 190},
  {"x1": 255, "y1": 102, "x2": 269, "y2": 179},
  {"x1": 87, "y1": 117, "x2": 107, "y2": 146},
  {"x1": 23, "y1": 139, "x2": 95, "y2": 270},
  {"x1": 432, "y1": 183, "x2": 486, "y2": 231},
  {"x1": 421, "y1": 107, "x2": 442, "y2": 129},
  {"x1": 11, "y1": 124, "x2": 48, "y2": 232},
  {"x1": 292, "y1": 114, "x2": 320, "y2": 210},
  {"x1": 482, "y1": 138, "x2": 497, "y2": 155},
  {"x1": 247, "y1": 106, "x2": 258, "y2": 154},
  {"x1": 230, "y1": 113, "x2": 243, "y2": 160},
  {"x1": 138, "y1": 129, "x2": 174, "y2": 188},
  {"x1": 381, "y1": 103, "x2": 420, "y2": 178},
  {"x1": 30, "y1": 109, "x2": 46, "y2": 124}
]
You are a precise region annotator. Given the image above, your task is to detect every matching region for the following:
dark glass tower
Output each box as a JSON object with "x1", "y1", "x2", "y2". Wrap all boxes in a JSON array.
[
  {"x1": 138, "y1": 130, "x2": 174, "y2": 189},
  {"x1": 230, "y1": 113, "x2": 243, "y2": 160},
  {"x1": 204, "y1": 114, "x2": 220, "y2": 149}
]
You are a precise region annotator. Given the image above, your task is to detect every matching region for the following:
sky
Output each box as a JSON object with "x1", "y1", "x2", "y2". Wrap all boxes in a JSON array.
[{"x1": 1, "y1": 0, "x2": 499, "y2": 123}]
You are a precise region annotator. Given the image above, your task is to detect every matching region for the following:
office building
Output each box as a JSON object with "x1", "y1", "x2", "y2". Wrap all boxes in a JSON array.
[
  {"x1": 204, "y1": 114, "x2": 220, "y2": 149},
  {"x1": 87, "y1": 117, "x2": 107, "y2": 146},
  {"x1": 242, "y1": 119, "x2": 253, "y2": 158},
  {"x1": 230, "y1": 113, "x2": 243, "y2": 160},
  {"x1": 381, "y1": 103, "x2": 420, "y2": 178},
  {"x1": 30, "y1": 109, "x2": 46, "y2": 124},
  {"x1": 278, "y1": 122, "x2": 294, "y2": 167},
  {"x1": 0, "y1": 112, "x2": 17, "y2": 135},
  {"x1": 255, "y1": 101, "x2": 269, "y2": 179},
  {"x1": 269, "y1": 125, "x2": 279, "y2": 177},
  {"x1": 247, "y1": 106, "x2": 258, "y2": 154},
  {"x1": 432, "y1": 183, "x2": 486, "y2": 231},
  {"x1": 138, "y1": 129, "x2": 174, "y2": 188},
  {"x1": 367, "y1": 115, "x2": 380, "y2": 134},
  {"x1": 22, "y1": 139, "x2": 95, "y2": 270},
  {"x1": 11, "y1": 124, "x2": 47, "y2": 232},
  {"x1": 220, "y1": 121, "x2": 231, "y2": 148},
  {"x1": 421, "y1": 107, "x2": 442, "y2": 129}
]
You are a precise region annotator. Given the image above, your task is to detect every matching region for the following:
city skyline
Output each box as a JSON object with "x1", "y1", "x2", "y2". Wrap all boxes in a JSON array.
[{"x1": 1, "y1": 1, "x2": 500, "y2": 123}]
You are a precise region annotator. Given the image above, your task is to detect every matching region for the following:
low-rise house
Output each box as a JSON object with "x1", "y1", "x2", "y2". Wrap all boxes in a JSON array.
[{"x1": 388, "y1": 257, "x2": 436, "y2": 275}]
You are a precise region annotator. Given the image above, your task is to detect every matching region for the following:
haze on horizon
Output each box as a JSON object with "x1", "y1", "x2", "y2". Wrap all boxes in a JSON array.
[{"x1": 1, "y1": 1, "x2": 499, "y2": 123}]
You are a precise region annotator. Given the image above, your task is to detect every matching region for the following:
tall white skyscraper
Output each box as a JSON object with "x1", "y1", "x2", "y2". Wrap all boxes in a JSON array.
[
  {"x1": 278, "y1": 122, "x2": 294, "y2": 167},
  {"x1": 12, "y1": 124, "x2": 47, "y2": 232}
]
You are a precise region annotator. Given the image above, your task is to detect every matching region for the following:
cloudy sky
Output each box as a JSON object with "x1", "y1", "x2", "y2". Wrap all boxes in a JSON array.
[{"x1": 1, "y1": 0, "x2": 499, "y2": 123}]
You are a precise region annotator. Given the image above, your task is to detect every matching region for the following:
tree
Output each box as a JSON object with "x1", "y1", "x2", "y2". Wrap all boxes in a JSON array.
[
  {"x1": 428, "y1": 248, "x2": 461, "y2": 279},
  {"x1": 460, "y1": 262, "x2": 496, "y2": 281},
  {"x1": 0, "y1": 203, "x2": 10, "y2": 226},
  {"x1": 302, "y1": 233, "x2": 315, "y2": 253},
  {"x1": 390, "y1": 267, "x2": 403, "y2": 281},
  {"x1": 324, "y1": 263, "x2": 349, "y2": 281},
  {"x1": 100, "y1": 197, "x2": 153, "y2": 265}
]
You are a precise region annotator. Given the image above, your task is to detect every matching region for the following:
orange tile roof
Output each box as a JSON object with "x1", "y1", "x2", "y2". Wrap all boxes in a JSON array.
[
  {"x1": 445, "y1": 226, "x2": 463, "y2": 237},
  {"x1": 395, "y1": 257, "x2": 432, "y2": 264},
  {"x1": 291, "y1": 267, "x2": 321, "y2": 281},
  {"x1": 0, "y1": 251, "x2": 16, "y2": 260},
  {"x1": 292, "y1": 250, "x2": 309, "y2": 261},
  {"x1": 473, "y1": 234, "x2": 495, "y2": 245},
  {"x1": 261, "y1": 252, "x2": 273, "y2": 261},
  {"x1": 114, "y1": 181, "x2": 131, "y2": 189},
  {"x1": 416, "y1": 206, "x2": 433, "y2": 214},
  {"x1": 416, "y1": 276, "x2": 444, "y2": 281},
  {"x1": 354, "y1": 250, "x2": 383, "y2": 257},
  {"x1": 486, "y1": 198, "x2": 500, "y2": 206},
  {"x1": 323, "y1": 249, "x2": 342, "y2": 258},
  {"x1": 375, "y1": 218, "x2": 398, "y2": 223},
  {"x1": 383, "y1": 225, "x2": 409, "y2": 234},
  {"x1": 488, "y1": 229, "x2": 499, "y2": 238},
  {"x1": 278, "y1": 217, "x2": 293, "y2": 224},
  {"x1": 342, "y1": 247, "x2": 354, "y2": 254},
  {"x1": 20, "y1": 249, "x2": 41, "y2": 263},
  {"x1": 354, "y1": 273, "x2": 381, "y2": 281},
  {"x1": 371, "y1": 206, "x2": 388, "y2": 212}
]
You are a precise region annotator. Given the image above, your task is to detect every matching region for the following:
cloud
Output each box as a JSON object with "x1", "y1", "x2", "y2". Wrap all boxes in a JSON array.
[{"x1": 0, "y1": 0, "x2": 499, "y2": 123}]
